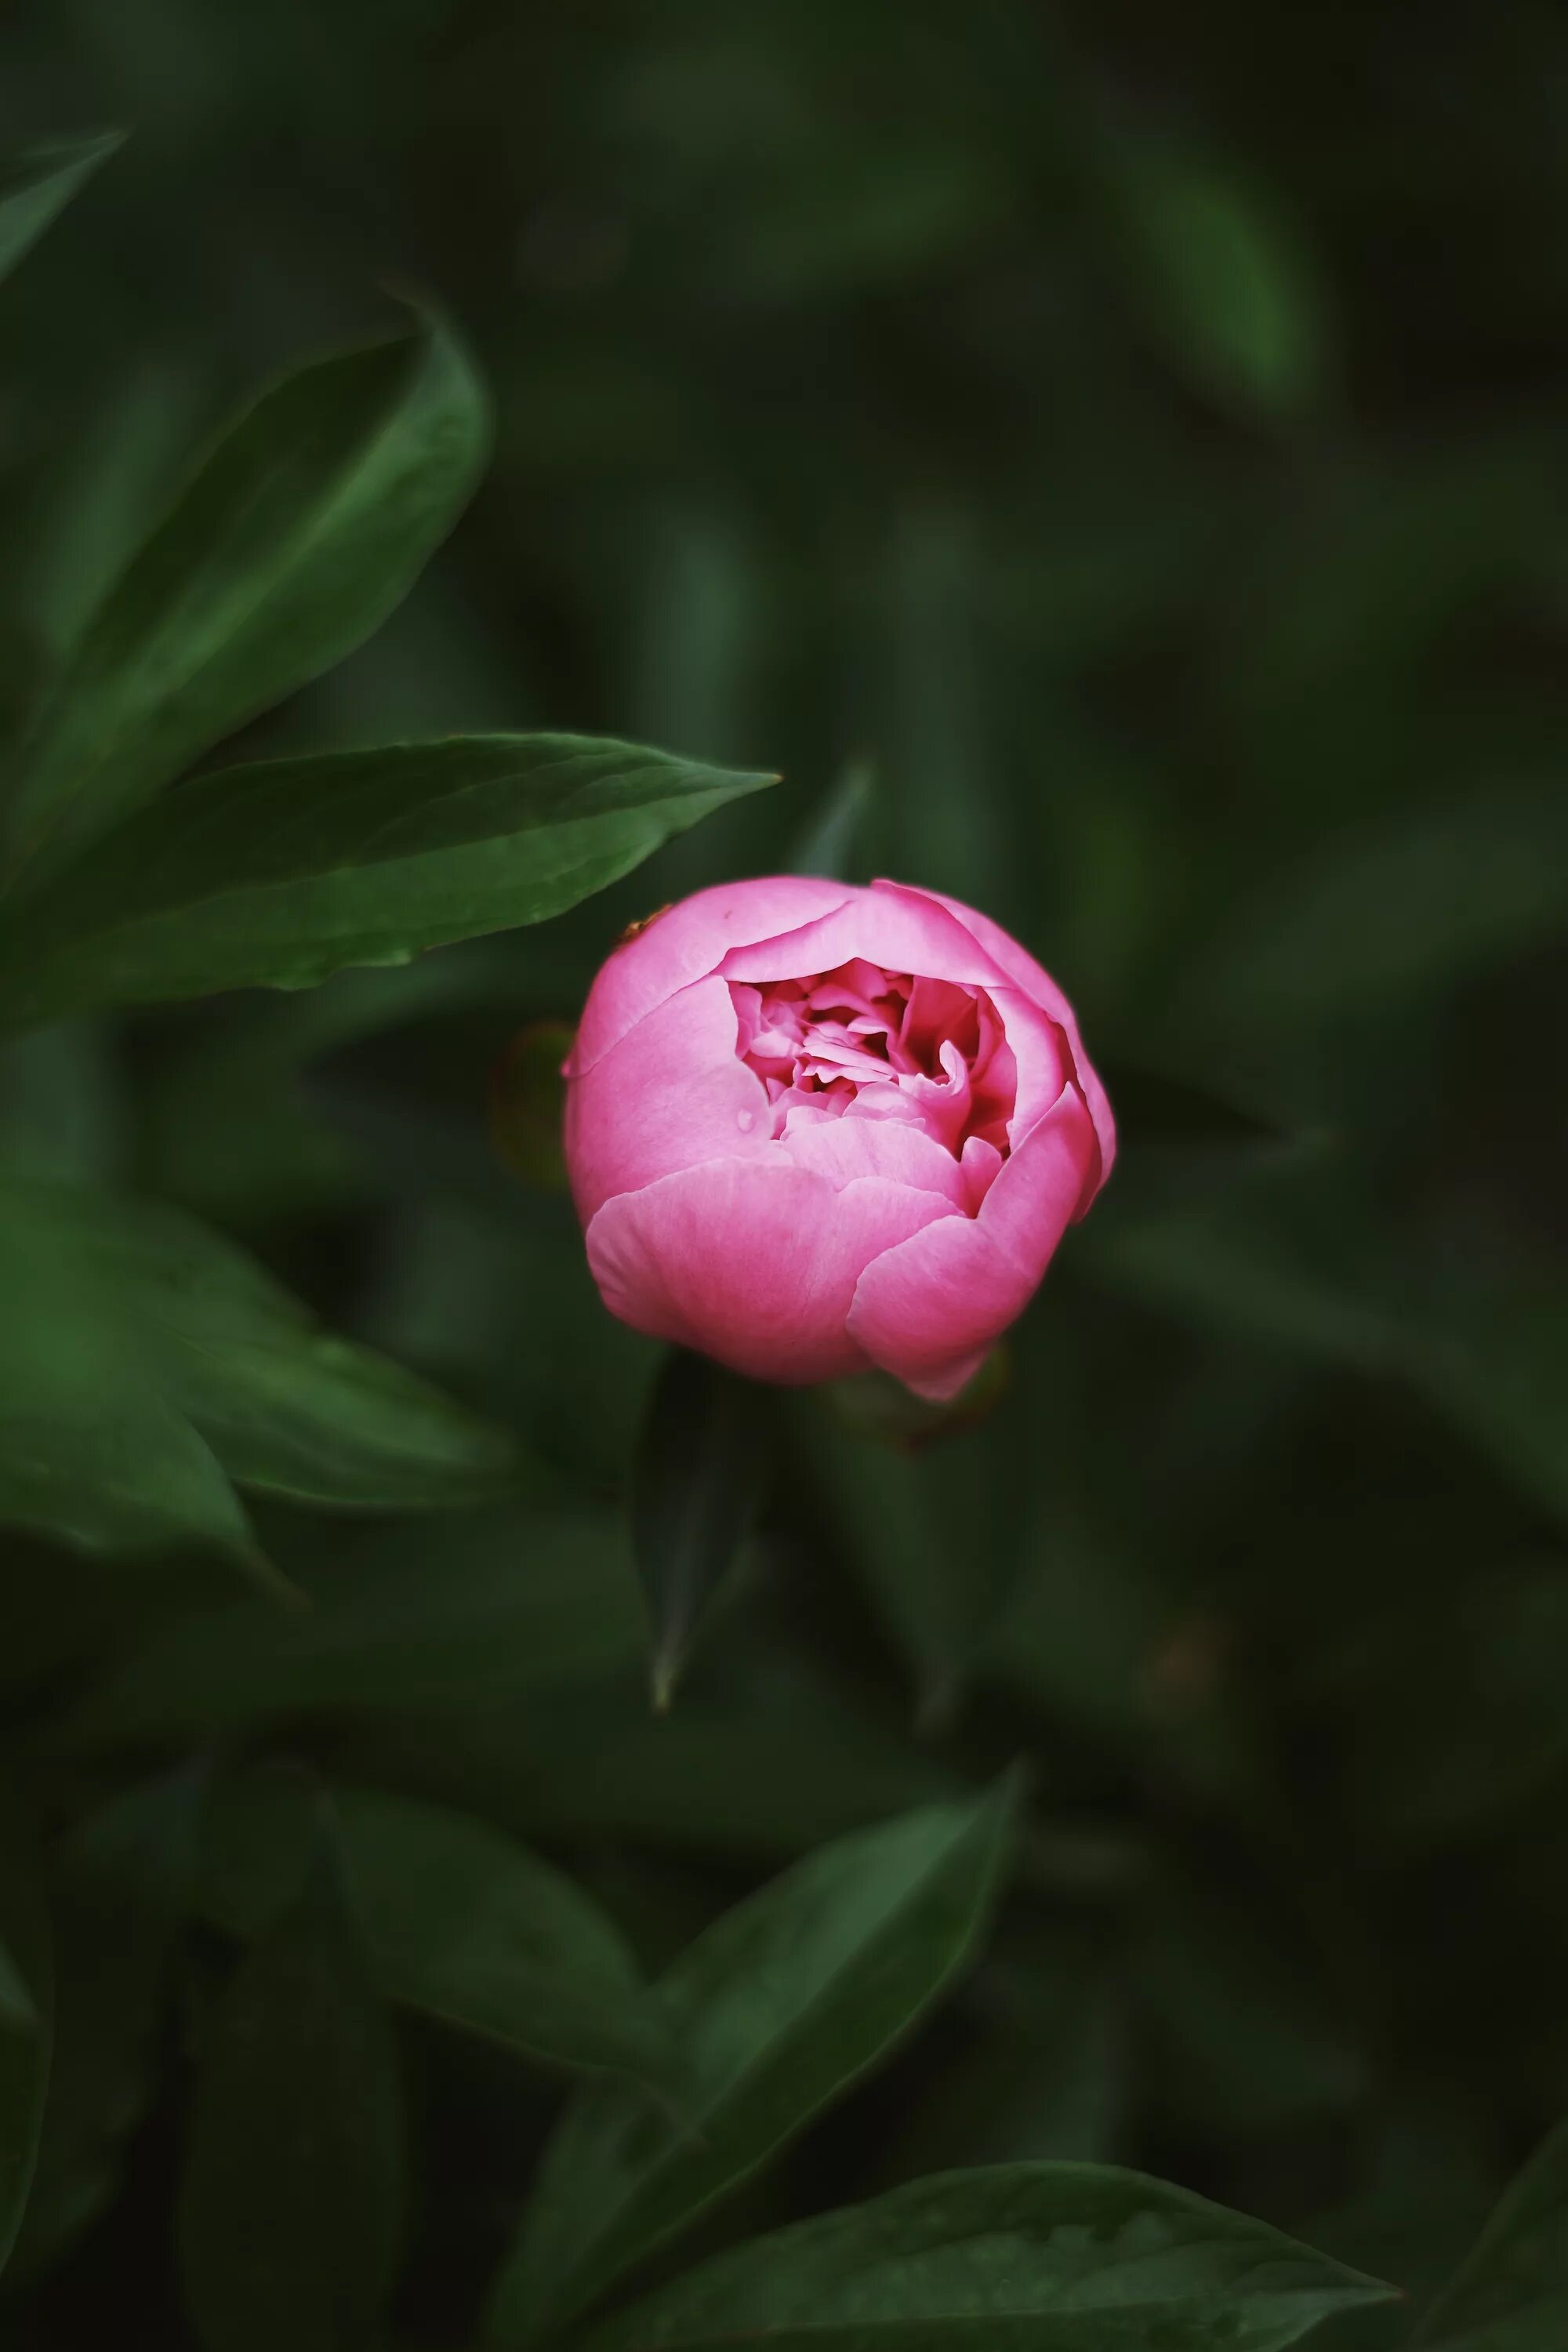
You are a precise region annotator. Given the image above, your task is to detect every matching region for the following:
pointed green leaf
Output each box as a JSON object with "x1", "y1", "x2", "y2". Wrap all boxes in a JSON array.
[
  {"x1": 0, "y1": 1792, "x2": 52, "y2": 2278},
  {"x1": 201, "y1": 1775, "x2": 678, "y2": 2092},
  {"x1": 579, "y1": 2162, "x2": 1398, "y2": 2352},
  {"x1": 0, "y1": 1180, "x2": 260, "y2": 1565},
  {"x1": 1417, "y1": 2116, "x2": 1568, "y2": 2350},
  {"x1": 486, "y1": 1780, "x2": 1018, "y2": 2346},
  {"x1": 179, "y1": 1818, "x2": 405, "y2": 2352},
  {"x1": 634, "y1": 1348, "x2": 771, "y2": 1709},
  {"x1": 0, "y1": 1179, "x2": 517, "y2": 1544},
  {"x1": 4, "y1": 314, "x2": 488, "y2": 888},
  {"x1": 1, "y1": 735, "x2": 779, "y2": 1025},
  {"x1": 0, "y1": 131, "x2": 122, "y2": 285}
]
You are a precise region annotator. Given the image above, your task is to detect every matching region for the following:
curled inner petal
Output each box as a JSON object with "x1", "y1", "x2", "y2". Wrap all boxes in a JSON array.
[{"x1": 728, "y1": 960, "x2": 1023, "y2": 1175}]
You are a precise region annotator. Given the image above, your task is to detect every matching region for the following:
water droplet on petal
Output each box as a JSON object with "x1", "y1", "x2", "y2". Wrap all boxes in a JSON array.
[{"x1": 737, "y1": 1109, "x2": 755, "y2": 1133}]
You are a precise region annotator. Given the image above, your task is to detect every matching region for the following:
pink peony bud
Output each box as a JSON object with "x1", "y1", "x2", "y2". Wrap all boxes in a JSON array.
[{"x1": 563, "y1": 877, "x2": 1115, "y2": 1400}]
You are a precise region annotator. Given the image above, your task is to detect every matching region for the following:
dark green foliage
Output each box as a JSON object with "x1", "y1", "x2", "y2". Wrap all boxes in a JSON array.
[
  {"x1": 0, "y1": 5, "x2": 1565, "y2": 2349},
  {"x1": 178, "y1": 1814, "x2": 405, "y2": 2352},
  {"x1": 633, "y1": 1349, "x2": 772, "y2": 1708},
  {"x1": 577, "y1": 2164, "x2": 1396, "y2": 2351}
]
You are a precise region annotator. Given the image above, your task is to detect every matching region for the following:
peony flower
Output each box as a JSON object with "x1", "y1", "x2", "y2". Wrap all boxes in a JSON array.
[{"x1": 563, "y1": 877, "x2": 1114, "y2": 1399}]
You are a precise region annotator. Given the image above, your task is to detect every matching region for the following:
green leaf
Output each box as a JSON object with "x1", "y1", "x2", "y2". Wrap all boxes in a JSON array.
[
  {"x1": 0, "y1": 1179, "x2": 517, "y2": 1551},
  {"x1": 63, "y1": 1508, "x2": 642, "y2": 1750},
  {"x1": 200, "y1": 1774, "x2": 678, "y2": 2091},
  {"x1": 1184, "y1": 784, "x2": 1568, "y2": 1044},
  {"x1": 0, "y1": 1791, "x2": 52, "y2": 2278},
  {"x1": 0, "y1": 131, "x2": 122, "y2": 285},
  {"x1": 634, "y1": 1348, "x2": 771, "y2": 1710},
  {"x1": 1411, "y1": 1287, "x2": 1568, "y2": 1534},
  {"x1": 178, "y1": 1815, "x2": 405, "y2": 2352},
  {"x1": 0, "y1": 1181, "x2": 260, "y2": 1565},
  {"x1": 1116, "y1": 147, "x2": 1332, "y2": 421},
  {"x1": 577, "y1": 2162, "x2": 1398, "y2": 2352},
  {"x1": 3, "y1": 314, "x2": 488, "y2": 889},
  {"x1": 10, "y1": 1776, "x2": 197, "y2": 2278},
  {"x1": 1416, "y1": 2116, "x2": 1568, "y2": 2350},
  {"x1": 1, "y1": 734, "x2": 779, "y2": 1025},
  {"x1": 485, "y1": 1779, "x2": 1018, "y2": 2346}
]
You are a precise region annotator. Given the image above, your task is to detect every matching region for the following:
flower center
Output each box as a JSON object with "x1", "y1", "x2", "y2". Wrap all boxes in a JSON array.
[{"x1": 729, "y1": 958, "x2": 1016, "y2": 1159}]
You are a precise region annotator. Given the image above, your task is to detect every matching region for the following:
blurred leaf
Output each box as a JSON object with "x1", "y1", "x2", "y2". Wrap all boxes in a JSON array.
[
  {"x1": 1413, "y1": 1287, "x2": 1568, "y2": 1534},
  {"x1": 4, "y1": 313, "x2": 488, "y2": 888},
  {"x1": 1115, "y1": 147, "x2": 1332, "y2": 419},
  {"x1": 0, "y1": 1937, "x2": 34, "y2": 2033},
  {"x1": 634, "y1": 1348, "x2": 771, "y2": 1710},
  {"x1": 0, "y1": 130, "x2": 122, "y2": 284},
  {"x1": 0, "y1": 1019, "x2": 125, "y2": 1185},
  {"x1": 22, "y1": 354, "x2": 209, "y2": 661},
  {"x1": 331, "y1": 1640, "x2": 963, "y2": 1869},
  {"x1": 789, "y1": 756, "x2": 875, "y2": 882},
  {"x1": 178, "y1": 1815, "x2": 405, "y2": 2352},
  {"x1": 579, "y1": 2162, "x2": 1396, "y2": 2351},
  {"x1": 1, "y1": 734, "x2": 779, "y2": 1024},
  {"x1": 0, "y1": 1179, "x2": 517, "y2": 1537},
  {"x1": 0, "y1": 1181, "x2": 260, "y2": 1566},
  {"x1": 1186, "y1": 786, "x2": 1568, "y2": 1041},
  {"x1": 0, "y1": 1791, "x2": 51, "y2": 2277},
  {"x1": 200, "y1": 1774, "x2": 678, "y2": 2091},
  {"x1": 1416, "y1": 2115, "x2": 1568, "y2": 2349},
  {"x1": 10, "y1": 1774, "x2": 197, "y2": 2277},
  {"x1": 63, "y1": 1508, "x2": 642, "y2": 1750},
  {"x1": 485, "y1": 1780, "x2": 1018, "y2": 2344}
]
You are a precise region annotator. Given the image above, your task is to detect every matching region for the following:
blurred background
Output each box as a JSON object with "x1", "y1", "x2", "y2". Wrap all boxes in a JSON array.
[{"x1": 2, "y1": 1, "x2": 1566, "y2": 2345}]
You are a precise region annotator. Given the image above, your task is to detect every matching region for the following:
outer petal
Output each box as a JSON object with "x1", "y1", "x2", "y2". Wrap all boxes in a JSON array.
[
  {"x1": 564, "y1": 975, "x2": 774, "y2": 1227},
  {"x1": 720, "y1": 884, "x2": 1016, "y2": 996},
  {"x1": 846, "y1": 1084, "x2": 1098, "y2": 1399},
  {"x1": 586, "y1": 1160, "x2": 959, "y2": 1385},
  {"x1": 570, "y1": 877, "x2": 853, "y2": 1075},
  {"x1": 887, "y1": 880, "x2": 1116, "y2": 1189}
]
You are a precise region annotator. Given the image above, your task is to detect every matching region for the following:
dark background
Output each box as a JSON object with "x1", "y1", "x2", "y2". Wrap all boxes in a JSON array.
[{"x1": 2, "y1": 2, "x2": 1566, "y2": 2345}]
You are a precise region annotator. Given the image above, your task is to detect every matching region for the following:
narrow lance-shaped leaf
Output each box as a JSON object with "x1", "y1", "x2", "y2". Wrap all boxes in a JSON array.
[
  {"x1": 3, "y1": 313, "x2": 488, "y2": 889},
  {"x1": 0, "y1": 1791, "x2": 52, "y2": 2278},
  {"x1": 179, "y1": 1813, "x2": 405, "y2": 2352},
  {"x1": 0, "y1": 131, "x2": 123, "y2": 285},
  {"x1": 1416, "y1": 2114, "x2": 1568, "y2": 2350},
  {"x1": 199, "y1": 1773, "x2": 679, "y2": 2092},
  {"x1": 485, "y1": 1777, "x2": 1018, "y2": 2347},
  {"x1": 634, "y1": 1348, "x2": 771, "y2": 1711},
  {"x1": 578, "y1": 2161, "x2": 1399, "y2": 2352},
  {"x1": 0, "y1": 735, "x2": 779, "y2": 1028}
]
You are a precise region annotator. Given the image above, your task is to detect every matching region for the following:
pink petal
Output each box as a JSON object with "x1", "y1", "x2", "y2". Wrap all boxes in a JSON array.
[
  {"x1": 846, "y1": 1084, "x2": 1098, "y2": 1398},
  {"x1": 564, "y1": 975, "x2": 773, "y2": 1225},
  {"x1": 989, "y1": 985, "x2": 1067, "y2": 1138},
  {"x1": 959, "y1": 1134, "x2": 1004, "y2": 1212},
  {"x1": 571, "y1": 877, "x2": 853, "y2": 1076},
  {"x1": 779, "y1": 1115, "x2": 969, "y2": 1209},
  {"x1": 889, "y1": 880, "x2": 1116, "y2": 1188},
  {"x1": 720, "y1": 885, "x2": 1014, "y2": 996},
  {"x1": 586, "y1": 1161, "x2": 960, "y2": 1385}
]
